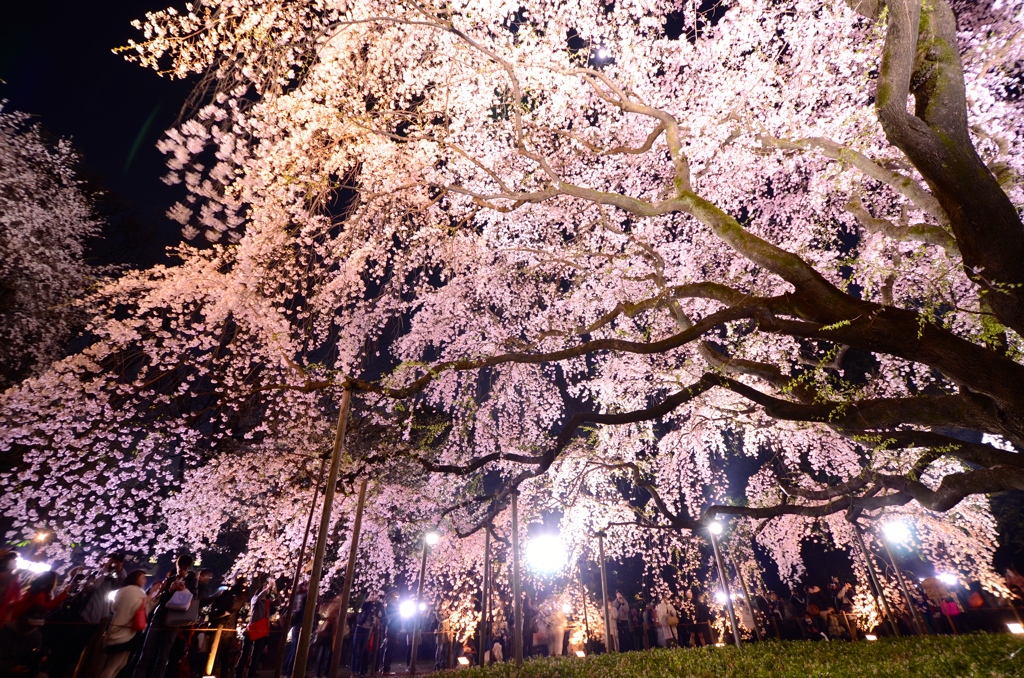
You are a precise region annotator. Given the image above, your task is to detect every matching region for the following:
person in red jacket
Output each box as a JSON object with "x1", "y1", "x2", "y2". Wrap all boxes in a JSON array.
[
  {"x1": 9, "y1": 570, "x2": 70, "y2": 625},
  {"x1": 0, "y1": 551, "x2": 22, "y2": 626}
]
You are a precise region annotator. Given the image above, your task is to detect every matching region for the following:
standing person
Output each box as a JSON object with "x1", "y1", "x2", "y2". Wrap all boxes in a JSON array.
[
  {"x1": 236, "y1": 578, "x2": 276, "y2": 678},
  {"x1": 62, "y1": 552, "x2": 129, "y2": 678},
  {"x1": 350, "y1": 601, "x2": 374, "y2": 676},
  {"x1": 522, "y1": 594, "x2": 538, "y2": 658},
  {"x1": 136, "y1": 553, "x2": 198, "y2": 678},
  {"x1": 207, "y1": 577, "x2": 248, "y2": 678},
  {"x1": 689, "y1": 589, "x2": 711, "y2": 648},
  {"x1": 641, "y1": 601, "x2": 655, "y2": 650},
  {"x1": 99, "y1": 570, "x2": 150, "y2": 678},
  {"x1": 0, "y1": 551, "x2": 21, "y2": 626},
  {"x1": 630, "y1": 601, "x2": 644, "y2": 651},
  {"x1": 654, "y1": 595, "x2": 678, "y2": 648},
  {"x1": 604, "y1": 597, "x2": 617, "y2": 652},
  {"x1": 612, "y1": 591, "x2": 632, "y2": 652},
  {"x1": 546, "y1": 602, "x2": 566, "y2": 656},
  {"x1": 10, "y1": 570, "x2": 70, "y2": 624},
  {"x1": 378, "y1": 591, "x2": 399, "y2": 674},
  {"x1": 313, "y1": 598, "x2": 339, "y2": 678},
  {"x1": 282, "y1": 581, "x2": 307, "y2": 677}
]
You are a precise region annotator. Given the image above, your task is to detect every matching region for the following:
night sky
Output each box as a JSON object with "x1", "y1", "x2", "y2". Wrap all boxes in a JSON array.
[{"x1": 2, "y1": 0, "x2": 195, "y2": 266}]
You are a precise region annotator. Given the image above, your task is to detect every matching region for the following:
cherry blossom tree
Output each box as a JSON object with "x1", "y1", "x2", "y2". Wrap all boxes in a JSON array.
[
  {"x1": 2, "y1": 0, "x2": 1022, "y2": 605},
  {"x1": 0, "y1": 107, "x2": 101, "y2": 391}
]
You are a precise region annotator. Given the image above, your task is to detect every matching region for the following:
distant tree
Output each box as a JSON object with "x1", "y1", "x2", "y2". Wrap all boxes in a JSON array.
[{"x1": 0, "y1": 106, "x2": 101, "y2": 390}]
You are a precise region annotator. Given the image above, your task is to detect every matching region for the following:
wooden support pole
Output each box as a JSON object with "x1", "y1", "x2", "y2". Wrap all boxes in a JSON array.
[
  {"x1": 274, "y1": 455, "x2": 327, "y2": 678},
  {"x1": 290, "y1": 388, "x2": 352, "y2": 678},
  {"x1": 511, "y1": 493, "x2": 523, "y2": 667},
  {"x1": 328, "y1": 476, "x2": 368, "y2": 678},
  {"x1": 597, "y1": 532, "x2": 613, "y2": 653}
]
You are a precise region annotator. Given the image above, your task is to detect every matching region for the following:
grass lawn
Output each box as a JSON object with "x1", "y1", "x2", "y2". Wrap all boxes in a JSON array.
[{"x1": 456, "y1": 634, "x2": 1024, "y2": 677}]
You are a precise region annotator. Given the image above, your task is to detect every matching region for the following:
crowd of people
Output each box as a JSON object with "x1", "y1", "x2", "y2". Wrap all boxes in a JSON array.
[
  {"x1": 0, "y1": 550, "x2": 278, "y2": 678},
  {"x1": 2, "y1": 545, "x2": 1024, "y2": 677}
]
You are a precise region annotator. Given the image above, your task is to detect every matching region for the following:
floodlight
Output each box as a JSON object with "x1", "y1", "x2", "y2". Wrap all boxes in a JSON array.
[
  {"x1": 399, "y1": 599, "x2": 416, "y2": 619},
  {"x1": 425, "y1": 531, "x2": 440, "y2": 547},
  {"x1": 882, "y1": 522, "x2": 911, "y2": 544},
  {"x1": 525, "y1": 534, "x2": 567, "y2": 574},
  {"x1": 714, "y1": 642, "x2": 725, "y2": 647},
  {"x1": 457, "y1": 657, "x2": 470, "y2": 666},
  {"x1": 709, "y1": 522, "x2": 723, "y2": 536},
  {"x1": 865, "y1": 634, "x2": 878, "y2": 641},
  {"x1": 575, "y1": 650, "x2": 586, "y2": 657},
  {"x1": 936, "y1": 573, "x2": 958, "y2": 587},
  {"x1": 14, "y1": 556, "x2": 51, "y2": 574},
  {"x1": 1008, "y1": 623, "x2": 1024, "y2": 634}
]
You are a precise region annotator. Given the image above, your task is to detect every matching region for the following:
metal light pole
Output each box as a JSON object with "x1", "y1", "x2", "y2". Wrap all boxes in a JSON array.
[
  {"x1": 291, "y1": 388, "x2": 353, "y2": 678},
  {"x1": 708, "y1": 522, "x2": 741, "y2": 648},
  {"x1": 478, "y1": 528, "x2": 491, "y2": 663},
  {"x1": 511, "y1": 493, "x2": 523, "y2": 667},
  {"x1": 880, "y1": 526, "x2": 928, "y2": 636},
  {"x1": 597, "y1": 532, "x2": 614, "y2": 653},
  {"x1": 577, "y1": 566, "x2": 591, "y2": 647},
  {"x1": 328, "y1": 476, "x2": 369, "y2": 678},
  {"x1": 409, "y1": 530, "x2": 439, "y2": 674},
  {"x1": 727, "y1": 550, "x2": 763, "y2": 642},
  {"x1": 270, "y1": 454, "x2": 325, "y2": 678},
  {"x1": 852, "y1": 525, "x2": 900, "y2": 637}
]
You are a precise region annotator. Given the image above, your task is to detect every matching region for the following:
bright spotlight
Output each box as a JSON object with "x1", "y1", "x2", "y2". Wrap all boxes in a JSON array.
[
  {"x1": 425, "y1": 531, "x2": 440, "y2": 547},
  {"x1": 34, "y1": 531, "x2": 48, "y2": 543},
  {"x1": 714, "y1": 591, "x2": 727, "y2": 604},
  {"x1": 574, "y1": 650, "x2": 586, "y2": 657},
  {"x1": 525, "y1": 534, "x2": 567, "y2": 574},
  {"x1": 882, "y1": 522, "x2": 911, "y2": 544},
  {"x1": 1008, "y1": 623, "x2": 1024, "y2": 634},
  {"x1": 936, "y1": 573, "x2": 958, "y2": 587},
  {"x1": 865, "y1": 634, "x2": 878, "y2": 641},
  {"x1": 14, "y1": 556, "x2": 51, "y2": 574},
  {"x1": 596, "y1": 47, "x2": 609, "y2": 59},
  {"x1": 561, "y1": 603, "x2": 572, "y2": 615},
  {"x1": 418, "y1": 602, "x2": 428, "y2": 612},
  {"x1": 399, "y1": 599, "x2": 416, "y2": 619},
  {"x1": 709, "y1": 522, "x2": 723, "y2": 536},
  {"x1": 107, "y1": 590, "x2": 118, "y2": 603},
  {"x1": 457, "y1": 657, "x2": 470, "y2": 666},
  {"x1": 714, "y1": 642, "x2": 725, "y2": 647}
]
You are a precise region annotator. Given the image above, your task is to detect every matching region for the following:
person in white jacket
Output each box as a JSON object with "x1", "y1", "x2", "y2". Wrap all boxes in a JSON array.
[
  {"x1": 99, "y1": 570, "x2": 151, "y2": 678},
  {"x1": 654, "y1": 596, "x2": 678, "y2": 648}
]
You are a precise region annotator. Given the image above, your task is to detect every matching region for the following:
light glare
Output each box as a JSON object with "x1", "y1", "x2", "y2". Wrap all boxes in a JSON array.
[
  {"x1": 15, "y1": 556, "x2": 51, "y2": 574},
  {"x1": 709, "y1": 522, "x2": 723, "y2": 536},
  {"x1": 575, "y1": 650, "x2": 586, "y2": 657},
  {"x1": 425, "y1": 531, "x2": 440, "y2": 546},
  {"x1": 882, "y1": 521, "x2": 912, "y2": 544},
  {"x1": 936, "y1": 573, "x2": 958, "y2": 586},
  {"x1": 865, "y1": 634, "x2": 878, "y2": 641},
  {"x1": 525, "y1": 534, "x2": 567, "y2": 574},
  {"x1": 457, "y1": 657, "x2": 470, "y2": 666},
  {"x1": 561, "y1": 603, "x2": 572, "y2": 614},
  {"x1": 1008, "y1": 623, "x2": 1024, "y2": 634},
  {"x1": 399, "y1": 599, "x2": 416, "y2": 619}
]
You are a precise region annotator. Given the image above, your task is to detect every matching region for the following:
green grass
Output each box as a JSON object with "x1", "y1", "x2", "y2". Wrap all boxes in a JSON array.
[{"x1": 456, "y1": 635, "x2": 1024, "y2": 677}]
